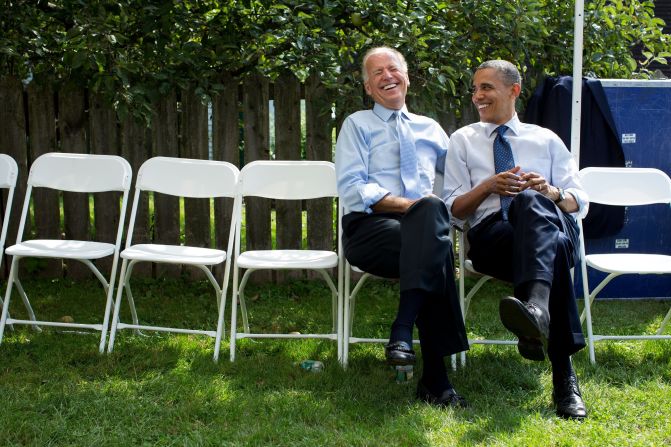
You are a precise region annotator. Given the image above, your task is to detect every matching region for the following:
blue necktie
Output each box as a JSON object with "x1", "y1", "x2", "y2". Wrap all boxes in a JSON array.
[
  {"x1": 396, "y1": 111, "x2": 421, "y2": 199},
  {"x1": 494, "y1": 125, "x2": 515, "y2": 220}
]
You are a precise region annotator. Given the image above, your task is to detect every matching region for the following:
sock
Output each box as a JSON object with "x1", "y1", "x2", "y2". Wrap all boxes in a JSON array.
[
  {"x1": 421, "y1": 351, "x2": 452, "y2": 395},
  {"x1": 551, "y1": 355, "x2": 574, "y2": 384},
  {"x1": 389, "y1": 289, "x2": 426, "y2": 345},
  {"x1": 526, "y1": 280, "x2": 551, "y2": 315}
]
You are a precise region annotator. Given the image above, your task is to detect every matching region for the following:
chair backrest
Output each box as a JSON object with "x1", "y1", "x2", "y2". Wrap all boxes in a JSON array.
[
  {"x1": 0, "y1": 154, "x2": 18, "y2": 264},
  {"x1": 579, "y1": 167, "x2": 671, "y2": 206},
  {"x1": 16, "y1": 153, "x2": 132, "y2": 245},
  {"x1": 137, "y1": 157, "x2": 239, "y2": 198},
  {"x1": 29, "y1": 152, "x2": 132, "y2": 192},
  {"x1": 239, "y1": 160, "x2": 337, "y2": 199},
  {"x1": 0, "y1": 154, "x2": 18, "y2": 189},
  {"x1": 124, "y1": 157, "x2": 240, "y2": 248}
]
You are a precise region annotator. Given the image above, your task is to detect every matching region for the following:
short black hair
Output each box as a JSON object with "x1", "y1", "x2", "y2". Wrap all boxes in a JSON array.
[{"x1": 476, "y1": 60, "x2": 522, "y2": 87}]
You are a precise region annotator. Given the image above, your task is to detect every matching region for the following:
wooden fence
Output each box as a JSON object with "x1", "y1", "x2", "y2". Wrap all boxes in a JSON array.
[{"x1": 0, "y1": 73, "x2": 477, "y2": 281}]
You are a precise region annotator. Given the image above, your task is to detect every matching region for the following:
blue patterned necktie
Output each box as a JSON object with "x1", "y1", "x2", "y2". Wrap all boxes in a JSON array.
[
  {"x1": 494, "y1": 125, "x2": 515, "y2": 220},
  {"x1": 395, "y1": 111, "x2": 422, "y2": 199}
]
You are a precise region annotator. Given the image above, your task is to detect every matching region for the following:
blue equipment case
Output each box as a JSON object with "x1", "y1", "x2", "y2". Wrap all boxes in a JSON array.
[{"x1": 577, "y1": 79, "x2": 671, "y2": 299}]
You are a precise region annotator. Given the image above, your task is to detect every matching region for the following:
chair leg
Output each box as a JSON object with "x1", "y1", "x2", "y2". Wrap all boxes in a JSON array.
[
  {"x1": 238, "y1": 269, "x2": 253, "y2": 333},
  {"x1": 348, "y1": 273, "x2": 370, "y2": 337},
  {"x1": 80, "y1": 259, "x2": 110, "y2": 293},
  {"x1": 123, "y1": 261, "x2": 141, "y2": 334},
  {"x1": 337, "y1": 269, "x2": 344, "y2": 365},
  {"x1": 14, "y1": 277, "x2": 40, "y2": 331},
  {"x1": 315, "y1": 269, "x2": 338, "y2": 333},
  {"x1": 230, "y1": 266, "x2": 240, "y2": 362},
  {"x1": 584, "y1": 292, "x2": 596, "y2": 364},
  {"x1": 0, "y1": 257, "x2": 20, "y2": 344},
  {"x1": 656, "y1": 305, "x2": 671, "y2": 335},
  {"x1": 213, "y1": 282, "x2": 228, "y2": 363},
  {"x1": 199, "y1": 265, "x2": 223, "y2": 309},
  {"x1": 342, "y1": 266, "x2": 351, "y2": 368},
  {"x1": 0, "y1": 297, "x2": 11, "y2": 332},
  {"x1": 99, "y1": 269, "x2": 116, "y2": 354},
  {"x1": 107, "y1": 259, "x2": 129, "y2": 353}
]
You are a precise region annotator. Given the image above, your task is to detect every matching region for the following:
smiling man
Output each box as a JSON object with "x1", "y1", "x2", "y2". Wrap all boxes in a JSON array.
[
  {"x1": 443, "y1": 60, "x2": 589, "y2": 419},
  {"x1": 336, "y1": 47, "x2": 469, "y2": 408}
]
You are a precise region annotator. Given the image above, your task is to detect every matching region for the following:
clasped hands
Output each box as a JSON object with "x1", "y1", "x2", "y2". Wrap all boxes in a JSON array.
[{"x1": 491, "y1": 166, "x2": 555, "y2": 199}]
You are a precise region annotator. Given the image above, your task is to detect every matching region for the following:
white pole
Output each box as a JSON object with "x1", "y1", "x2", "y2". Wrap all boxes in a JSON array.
[{"x1": 570, "y1": 0, "x2": 585, "y2": 164}]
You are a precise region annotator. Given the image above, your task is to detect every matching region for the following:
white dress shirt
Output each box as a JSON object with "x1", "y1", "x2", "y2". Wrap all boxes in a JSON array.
[
  {"x1": 443, "y1": 114, "x2": 588, "y2": 228},
  {"x1": 336, "y1": 103, "x2": 449, "y2": 214}
]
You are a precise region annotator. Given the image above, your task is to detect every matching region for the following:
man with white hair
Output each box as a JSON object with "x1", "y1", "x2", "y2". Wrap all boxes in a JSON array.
[{"x1": 336, "y1": 47, "x2": 469, "y2": 408}]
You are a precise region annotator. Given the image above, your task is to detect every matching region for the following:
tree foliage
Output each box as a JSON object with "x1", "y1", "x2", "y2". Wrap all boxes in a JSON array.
[{"x1": 1, "y1": 0, "x2": 669, "y2": 121}]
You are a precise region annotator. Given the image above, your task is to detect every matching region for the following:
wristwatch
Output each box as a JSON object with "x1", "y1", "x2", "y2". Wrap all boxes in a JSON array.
[{"x1": 554, "y1": 187, "x2": 566, "y2": 204}]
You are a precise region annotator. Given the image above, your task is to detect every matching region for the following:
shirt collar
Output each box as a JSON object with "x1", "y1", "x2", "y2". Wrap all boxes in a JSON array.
[
  {"x1": 486, "y1": 113, "x2": 521, "y2": 137},
  {"x1": 373, "y1": 102, "x2": 410, "y2": 122}
]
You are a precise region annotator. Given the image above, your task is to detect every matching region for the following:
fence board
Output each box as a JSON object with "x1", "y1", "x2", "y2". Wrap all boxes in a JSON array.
[
  {"x1": 0, "y1": 76, "x2": 28, "y2": 278},
  {"x1": 89, "y1": 94, "x2": 121, "y2": 274},
  {"x1": 27, "y1": 81, "x2": 62, "y2": 277},
  {"x1": 121, "y1": 116, "x2": 151, "y2": 276},
  {"x1": 151, "y1": 91, "x2": 180, "y2": 278},
  {"x1": 274, "y1": 72, "x2": 303, "y2": 281},
  {"x1": 243, "y1": 75, "x2": 271, "y2": 282},
  {"x1": 180, "y1": 88, "x2": 211, "y2": 279},
  {"x1": 305, "y1": 73, "x2": 334, "y2": 255},
  {"x1": 58, "y1": 84, "x2": 90, "y2": 278},
  {"x1": 212, "y1": 73, "x2": 239, "y2": 279}
]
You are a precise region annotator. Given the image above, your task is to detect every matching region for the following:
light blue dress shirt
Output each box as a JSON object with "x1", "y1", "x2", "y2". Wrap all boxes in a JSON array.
[
  {"x1": 443, "y1": 114, "x2": 589, "y2": 228},
  {"x1": 336, "y1": 103, "x2": 449, "y2": 213}
]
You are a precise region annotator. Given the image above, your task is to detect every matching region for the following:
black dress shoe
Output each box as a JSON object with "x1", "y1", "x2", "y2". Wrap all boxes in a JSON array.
[
  {"x1": 416, "y1": 381, "x2": 469, "y2": 409},
  {"x1": 517, "y1": 336, "x2": 546, "y2": 361},
  {"x1": 499, "y1": 297, "x2": 550, "y2": 361},
  {"x1": 553, "y1": 371, "x2": 587, "y2": 420},
  {"x1": 384, "y1": 340, "x2": 416, "y2": 365}
]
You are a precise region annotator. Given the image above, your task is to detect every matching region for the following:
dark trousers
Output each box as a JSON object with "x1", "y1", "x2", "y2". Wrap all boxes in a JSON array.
[
  {"x1": 467, "y1": 190, "x2": 586, "y2": 357},
  {"x1": 342, "y1": 196, "x2": 469, "y2": 357}
]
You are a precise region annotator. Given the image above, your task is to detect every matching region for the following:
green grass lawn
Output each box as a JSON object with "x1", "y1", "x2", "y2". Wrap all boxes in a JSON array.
[{"x1": 1, "y1": 276, "x2": 670, "y2": 446}]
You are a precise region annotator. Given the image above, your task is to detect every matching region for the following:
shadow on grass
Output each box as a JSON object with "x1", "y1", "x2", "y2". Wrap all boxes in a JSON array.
[{"x1": 2, "y1": 277, "x2": 671, "y2": 445}]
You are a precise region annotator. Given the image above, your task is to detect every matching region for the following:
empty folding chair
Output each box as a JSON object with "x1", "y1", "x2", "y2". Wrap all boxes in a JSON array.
[
  {"x1": 579, "y1": 167, "x2": 671, "y2": 363},
  {"x1": 107, "y1": 157, "x2": 239, "y2": 361},
  {"x1": 0, "y1": 154, "x2": 19, "y2": 318},
  {"x1": 0, "y1": 153, "x2": 132, "y2": 352},
  {"x1": 229, "y1": 160, "x2": 343, "y2": 363}
]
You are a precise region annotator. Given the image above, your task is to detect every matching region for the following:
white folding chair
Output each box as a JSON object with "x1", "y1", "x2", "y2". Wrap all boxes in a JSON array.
[
  {"x1": 107, "y1": 157, "x2": 239, "y2": 361},
  {"x1": 229, "y1": 160, "x2": 343, "y2": 363},
  {"x1": 0, "y1": 154, "x2": 19, "y2": 320},
  {"x1": 0, "y1": 153, "x2": 132, "y2": 353},
  {"x1": 578, "y1": 167, "x2": 671, "y2": 363}
]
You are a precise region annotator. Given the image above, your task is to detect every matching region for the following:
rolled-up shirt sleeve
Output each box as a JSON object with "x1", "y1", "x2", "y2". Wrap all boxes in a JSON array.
[{"x1": 335, "y1": 116, "x2": 390, "y2": 213}]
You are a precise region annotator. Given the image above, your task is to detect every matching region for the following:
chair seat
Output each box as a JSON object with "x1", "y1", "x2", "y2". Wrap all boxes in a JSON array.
[
  {"x1": 586, "y1": 253, "x2": 671, "y2": 274},
  {"x1": 6, "y1": 239, "x2": 115, "y2": 259},
  {"x1": 121, "y1": 244, "x2": 226, "y2": 265},
  {"x1": 237, "y1": 249, "x2": 337, "y2": 269}
]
